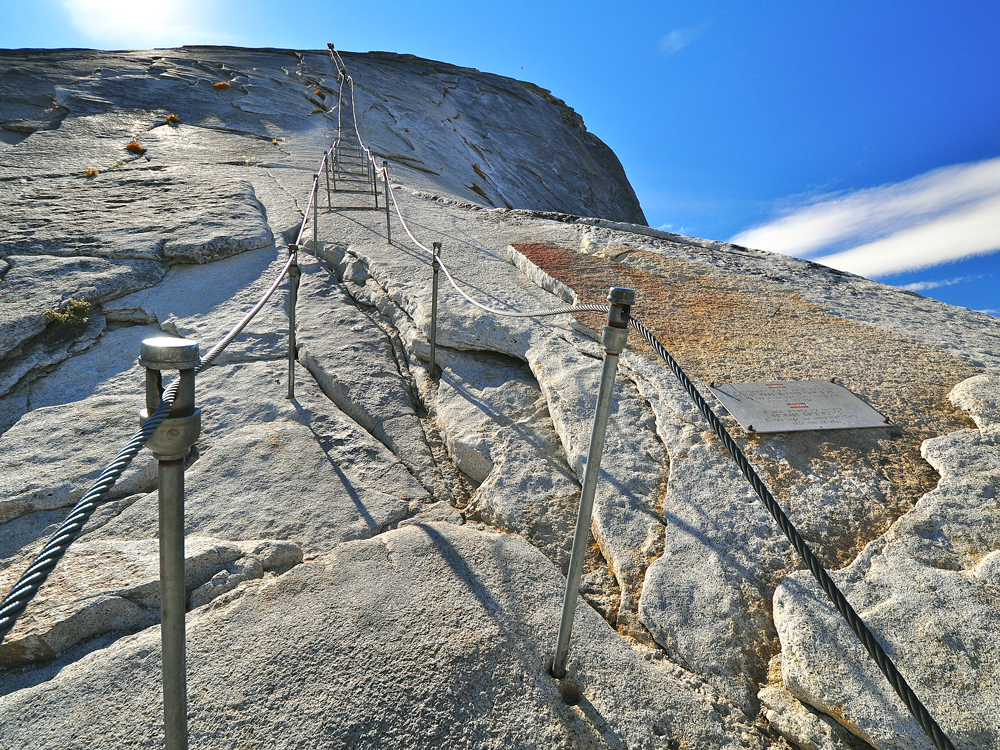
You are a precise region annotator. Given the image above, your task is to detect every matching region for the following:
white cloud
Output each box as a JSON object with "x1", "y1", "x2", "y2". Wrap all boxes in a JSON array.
[
  {"x1": 63, "y1": 0, "x2": 231, "y2": 48},
  {"x1": 659, "y1": 29, "x2": 697, "y2": 55},
  {"x1": 731, "y1": 157, "x2": 1000, "y2": 277},
  {"x1": 903, "y1": 274, "x2": 985, "y2": 292}
]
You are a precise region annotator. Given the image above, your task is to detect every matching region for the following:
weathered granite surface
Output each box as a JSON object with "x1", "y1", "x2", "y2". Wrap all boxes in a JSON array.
[{"x1": 1, "y1": 45, "x2": 998, "y2": 750}]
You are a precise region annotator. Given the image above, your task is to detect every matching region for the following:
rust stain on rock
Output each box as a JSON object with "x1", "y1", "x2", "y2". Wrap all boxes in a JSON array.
[{"x1": 515, "y1": 242, "x2": 979, "y2": 570}]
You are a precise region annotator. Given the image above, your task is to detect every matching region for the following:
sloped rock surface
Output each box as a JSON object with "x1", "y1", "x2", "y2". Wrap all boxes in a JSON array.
[
  {"x1": 104, "y1": 245, "x2": 289, "y2": 363},
  {"x1": 773, "y1": 374, "x2": 1000, "y2": 750},
  {"x1": 84, "y1": 360, "x2": 419, "y2": 553},
  {"x1": 345, "y1": 51, "x2": 646, "y2": 224},
  {"x1": 295, "y1": 252, "x2": 446, "y2": 497},
  {"x1": 0, "y1": 536, "x2": 292, "y2": 670},
  {"x1": 1, "y1": 44, "x2": 999, "y2": 750},
  {"x1": 429, "y1": 347, "x2": 581, "y2": 571},
  {"x1": 0, "y1": 171, "x2": 273, "y2": 262},
  {"x1": 0, "y1": 523, "x2": 761, "y2": 750},
  {"x1": 0, "y1": 254, "x2": 164, "y2": 362},
  {"x1": 0, "y1": 393, "x2": 158, "y2": 527}
]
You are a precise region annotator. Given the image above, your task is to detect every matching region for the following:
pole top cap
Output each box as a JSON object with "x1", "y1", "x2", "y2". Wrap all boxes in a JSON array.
[
  {"x1": 139, "y1": 337, "x2": 200, "y2": 371},
  {"x1": 607, "y1": 287, "x2": 636, "y2": 306}
]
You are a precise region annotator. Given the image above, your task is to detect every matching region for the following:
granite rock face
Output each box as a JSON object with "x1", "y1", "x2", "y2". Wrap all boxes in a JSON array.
[
  {"x1": 772, "y1": 374, "x2": 1000, "y2": 750},
  {"x1": 1, "y1": 45, "x2": 998, "y2": 750}
]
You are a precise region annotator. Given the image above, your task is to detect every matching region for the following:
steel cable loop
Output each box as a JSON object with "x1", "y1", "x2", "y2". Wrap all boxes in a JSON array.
[
  {"x1": 625, "y1": 315, "x2": 956, "y2": 750},
  {"x1": 0, "y1": 251, "x2": 297, "y2": 645},
  {"x1": 322, "y1": 51, "x2": 954, "y2": 747}
]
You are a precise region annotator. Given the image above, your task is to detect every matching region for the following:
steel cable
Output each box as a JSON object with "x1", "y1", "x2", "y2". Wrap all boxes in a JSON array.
[
  {"x1": 328, "y1": 50, "x2": 955, "y2": 749},
  {"x1": 625, "y1": 314, "x2": 956, "y2": 750},
  {"x1": 0, "y1": 252, "x2": 297, "y2": 646},
  {"x1": 331, "y1": 68, "x2": 592, "y2": 322}
]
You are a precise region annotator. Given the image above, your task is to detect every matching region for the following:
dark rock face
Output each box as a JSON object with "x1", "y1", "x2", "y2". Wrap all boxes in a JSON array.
[{"x1": 343, "y1": 51, "x2": 647, "y2": 224}]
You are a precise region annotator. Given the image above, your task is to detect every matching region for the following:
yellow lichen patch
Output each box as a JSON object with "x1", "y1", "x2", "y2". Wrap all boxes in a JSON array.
[
  {"x1": 271, "y1": 139, "x2": 278, "y2": 145},
  {"x1": 314, "y1": 88, "x2": 323, "y2": 96},
  {"x1": 213, "y1": 81, "x2": 231, "y2": 90},
  {"x1": 125, "y1": 138, "x2": 145, "y2": 155},
  {"x1": 84, "y1": 168, "x2": 98, "y2": 178},
  {"x1": 310, "y1": 108, "x2": 324, "y2": 115},
  {"x1": 515, "y1": 242, "x2": 980, "y2": 571},
  {"x1": 165, "y1": 113, "x2": 180, "y2": 124},
  {"x1": 43, "y1": 299, "x2": 91, "y2": 327}
]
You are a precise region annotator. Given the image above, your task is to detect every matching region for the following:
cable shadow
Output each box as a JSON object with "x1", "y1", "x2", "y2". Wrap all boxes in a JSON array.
[
  {"x1": 439, "y1": 367, "x2": 577, "y2": 485},
  {"x1": 413, "y1": 522, "x2": 504, "y2": 618},
  {"x1": 295, "y1": 401, "x2": 384, "y2": 534}
]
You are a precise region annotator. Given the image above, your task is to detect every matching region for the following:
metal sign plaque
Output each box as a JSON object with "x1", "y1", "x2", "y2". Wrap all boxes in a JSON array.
[{"x1": 708, "y1": 380, "x2": 888, "y2": 434}]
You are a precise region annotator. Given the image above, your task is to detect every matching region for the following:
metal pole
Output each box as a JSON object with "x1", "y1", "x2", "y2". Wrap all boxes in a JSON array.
[
  {"x1": 325, "y1": 153, "x2": 332, "y2": 209},
  {"x1": 287, "y1": 244, "x2": 300, "y2": 399},
  {"x1": 312, "y1": 178, "x2": 319, "y2": 251},
  {"x1": 430, "y1": 242, "x2": 440, "y2": 378},
  {"x1": 383, "y1": 161, "x2": 391, "y2": 245},
  {"x1": 139, "y1": 337, "x2": 202, "y2": 750},
  {"x1": 373, "y1": 158, "x2": 379, "y2": 209},
  {"x1": 551, "y1": 287, "x2": 634, "y2": 680},
  {"x1": 159, "y1": 457, "x2": 186, "y2": 749},
  {"x1": 332, "y1": 144, "x2": 338, "y2": 192}
]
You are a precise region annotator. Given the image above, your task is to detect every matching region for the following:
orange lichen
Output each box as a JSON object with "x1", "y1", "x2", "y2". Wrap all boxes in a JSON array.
[
  {"x1": 125, "y1": 138, "x2": 146, "y2": 154},
  {"x1": 271, "y1": 139, "x2": 278, "y2": 145},
  {"x1": 310, "y1": 108, "x2": 324, "y2": 114},
  {"x1": 213, "y1": 81, "x2": 231, "y2": 90},
  {"x1": 165, "y1": 113, "x2": 180, "y2": 124},
  {"x1": 84, "y1": 168, "x2": 98, "y2": 178},
  {"x1": 513, "y1": 241, "x2": 980, "y2": 570},
  {"x1": 314, "y1": 89, "x2": 322, "y2": 96}
]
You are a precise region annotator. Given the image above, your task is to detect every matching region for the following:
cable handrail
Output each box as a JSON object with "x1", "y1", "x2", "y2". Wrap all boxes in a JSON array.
[
  {"x1": 336, "y1": 68, "x2": 589, "y2": 321},
  {"x1": 0, "y1": 252, "x2": 297, "y2": 644},
  {"x1": 626, "y1": 315, "x2": 956, "y2": 750},
  {"x1": 327, "y1": 47, "x2": 957, "y2": 750}
]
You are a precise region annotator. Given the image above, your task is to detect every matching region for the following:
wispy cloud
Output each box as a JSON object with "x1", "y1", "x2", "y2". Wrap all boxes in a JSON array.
[
  {"x1": 903, "y1": 274, "x2": 986, "y2": 292},
  {"x1": 658, "y1": 22, "x2": 711, "y2": 56},
  {"x1": 64, "y1": 0, "x2": 232, "y2": 48},
  {"x1": 731, "y1": 157, "x2": 1000, "y2": 277},
  {"x1": 659, "y1": 29, "x2": 697, "y2": 55}
]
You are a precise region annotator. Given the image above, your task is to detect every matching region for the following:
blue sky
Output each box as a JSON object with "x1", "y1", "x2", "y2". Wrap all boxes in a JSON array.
[{"x1": 2, "y1": 0, "x2": 998, "y2": 315}]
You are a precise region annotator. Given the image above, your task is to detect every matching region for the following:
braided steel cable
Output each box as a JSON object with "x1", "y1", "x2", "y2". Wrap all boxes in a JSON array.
[
  {"x1": 0, "y1": 251, "x2": 297, "y2": 646},
  {"x1": 295, "y1": 175, "x2": 319, "y2": 247},
  {"x1": 382, "y1": 177, "x2": 605, "y2": 319},
  {"x1": 626, "y1": 314, "x2": 956, "y2": 750},
  {"x1": 0, "y1": 385, "x2": 175, "y2": 644},
  {"x1": 331, "y1": 46, "x2": 954, "y2": 748}
]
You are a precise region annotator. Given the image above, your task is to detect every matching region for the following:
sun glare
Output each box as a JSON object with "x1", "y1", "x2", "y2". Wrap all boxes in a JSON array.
[{"x1": 62, "y1": 0, "x2": 230, "y2": 48}]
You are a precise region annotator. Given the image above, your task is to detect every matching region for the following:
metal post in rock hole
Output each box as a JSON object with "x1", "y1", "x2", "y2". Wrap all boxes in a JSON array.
[
  {"x1": 550, "y1": 287, "x2": 634, "y2": 680},
  {"x1": 139, "y1": 337, "x2": 202, "y2": 750},
  {"x1": 287, "y1": 243, "x2": 301, "y2": 399},
  {"x1": 373, "y1": 158, "x2": 379, "y2": 209},
  {"x1": 332, "y1": 145, "x2": 338, "y2": 192},
  {"x1": 383, "y1": 161, "x2": 391, "y2": 244},
  {"x1": 430, "y1": 241, "x2": 441, "y2": 377}
]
